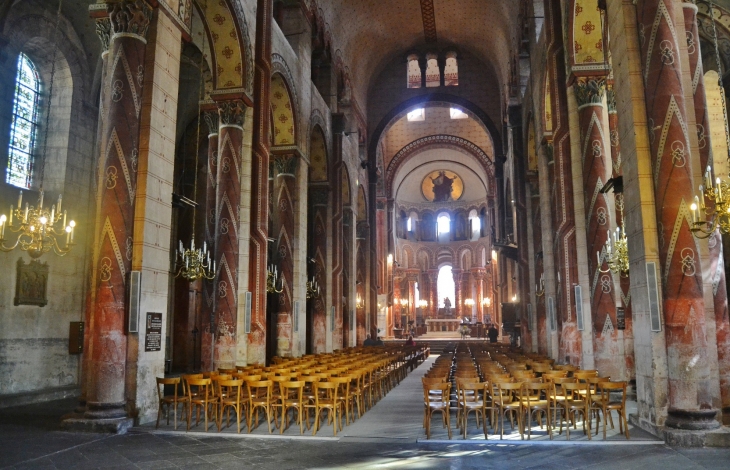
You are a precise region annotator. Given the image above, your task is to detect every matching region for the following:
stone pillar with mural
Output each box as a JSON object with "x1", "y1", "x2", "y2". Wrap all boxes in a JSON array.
[
  {"x1": 211, "y1": 100, "x2": 244, "y2": 368},
  {"x1": 83, "y1": 0, "x2": 153, "y2": 428},
  {"x1": 356, "y1": 220, "x2": 369, "y2": 344},
  {"x1": 574, "y1": 77, "x2": 622, "y2": 379},
  {"x1": 247, "y1": 0, "x2": 273, "y2": 366},
  {"x1": 308, "y1": 187, "x2": 328, "y2": 353},
  {"x1": 202, "y1": 110, "x2": 219, "y2": 360},
  {"x1": 271, "y1": 152, "x2": 298, "y2": 357},
  {"x1": 405, "y1": 270, "x2": 419, "y2": 332},
  {"x1": 472, "y1": 268, "x2": 485, "y2": 323},
  {"x1": 634, "y1": 0, "x2": 718, "y2": 431},
  {"x1": 683, "y1": 1, "x2": 730, "y2": 424},
  {"x1": 428, "y1": 269, "x2": 439, "y2": 318},
  {"x1": 452, "y1": 268, "x2": 463, "y2": 318}
]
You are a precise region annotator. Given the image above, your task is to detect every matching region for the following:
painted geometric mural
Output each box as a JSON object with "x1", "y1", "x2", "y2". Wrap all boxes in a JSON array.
[{"x1": 271, "y1": 74, "x2": 295, "y2": 146}]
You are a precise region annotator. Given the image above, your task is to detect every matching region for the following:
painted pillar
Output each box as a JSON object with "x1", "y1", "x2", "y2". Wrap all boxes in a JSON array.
[
  {"x1": 428, "y1": 269, "x2": 439, "y2": 318},
  {"x1": 453, "y1": 268, "x2": 463, "y2": 318},
  {"x1": 211, "y1": 100, "x2": 244, "y2": 368},
  {"x1": 635, "y1": 0, "x2": 716, "y2": 428},
  {"x1": 473, "y1": 268, "x2": 485, "y2": 323},
  {"x1": 574, "y1": 77, "x2": 621, "y2": 378},
  {"x1": 308, "y1": 187, "x2": 328, "y2": 353},
  {"x1": 199, "y1": 110, "x2": 218, "y2": 371},
  {"x1": 330, "y1": 117, "x2": 344, "y2": 350},
  {"x1": 86, "y1": 0, "x2": 152, "y2": 420},
  {"x1": 405, "y1": 270, "x2": 419, "y2": 329},
  {"x1": 606, "y1": 87, "x2": 636, "y2": 381},
  {"x1": 247, "y1": 0, "x2": 273, "y2": 366},
  {"x1": 271, "y1": 153, "x2": 298, "y2": 357},
  {"x1": 342, "y1": 209, "x2": 352, "y2": 348},
  {"x1": 683, "y1": 2, "x2": 730, "y2": 422},
  {"x1": 393, "y1": 269, "x2": 403, "y2": 329},
  {"x1": 356, "y1": 221, "x2": 368, "y2": 345}
]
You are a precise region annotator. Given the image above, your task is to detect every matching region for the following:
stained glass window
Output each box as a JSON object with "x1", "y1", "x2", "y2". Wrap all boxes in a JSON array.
[{"x1": 7, "y1": 53, "x2": 40, "y2": 188}]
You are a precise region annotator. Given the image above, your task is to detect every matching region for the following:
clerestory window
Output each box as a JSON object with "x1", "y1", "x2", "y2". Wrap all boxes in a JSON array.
[{"x1": 7, "y1": 53, "x2": 40, "y2": 188}]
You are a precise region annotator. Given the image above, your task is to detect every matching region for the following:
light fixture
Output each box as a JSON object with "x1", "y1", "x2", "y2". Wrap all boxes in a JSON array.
[
  {"x1": 482, "y1": 297, "x2": 491, "y2": 307},
  {"x1": 690, "y1": 3, "x2": 730, "y2": 239},
  {"x1": 418, "y1": 299, "x2": 428, "y2": 308},
  {"x1": 0, "y1": 0, "x2": 76, "y2": 259},
  {"x1": 598, "y1": 195, "x2": 629, "y2": 277},
  {"x1": 464, "y1": 298, "x2": 474, "y2": 307},
  {"x1": 356, "y1": 293, "x2": 363, "y2": 308},
  {"x1": 175, "y1": 8, "x2": 213, "y2": 281},
  {"x1": 400, "y1": 298, "x2": 408, "y2": 307},
  {"x1": 535, "y1": 273, "x2": 545, "y2": 297},
  {"x1": 267, "y1": 264, "x2": 283, "y2": 294},
  {"x1": 511, "y1": 294, "x2": 517, "y2": 302},
  {"x1": 307, "y1": 276, "x2": 320, "y2": 299},
  {"x1": 387, "y1": 254, "x2": 393, "y2": 264}
]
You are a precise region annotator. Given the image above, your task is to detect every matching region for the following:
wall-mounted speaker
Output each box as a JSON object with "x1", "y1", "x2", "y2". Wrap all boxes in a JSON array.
[{"x1": 128, "y1": 271, "x2": 141, "y2": 333}]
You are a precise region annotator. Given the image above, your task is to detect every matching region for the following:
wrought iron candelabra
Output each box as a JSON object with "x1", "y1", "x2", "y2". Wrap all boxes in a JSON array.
[
  {"x1": 267, "y1": 264, "x2": 283, "y2": 293},
  {"x1": 0, "y1": 191, "x2": 75, "y2": 258},
  {"x1": 306, "y1": 276, "x2": 320, "y2": 299},
  {"x1": 690, "y1": 166, "x2": 730, "y2": 239}
]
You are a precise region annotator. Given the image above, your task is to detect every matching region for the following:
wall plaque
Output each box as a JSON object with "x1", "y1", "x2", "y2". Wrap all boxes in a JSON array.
[
  {"x1": 15, "y1": 258, "x2": 49, "y2": 307},
  {"x1": 616, "y1": 307, "x2": 625, "y2": 330},
  {"x1": 145, "y1": 312, "x2": 163, "y2": 352}
]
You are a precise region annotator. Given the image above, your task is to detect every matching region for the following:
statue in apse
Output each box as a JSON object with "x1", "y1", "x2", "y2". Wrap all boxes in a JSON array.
[{"x1": 430, "y1": 171, "x2": 454, "y2": 202}]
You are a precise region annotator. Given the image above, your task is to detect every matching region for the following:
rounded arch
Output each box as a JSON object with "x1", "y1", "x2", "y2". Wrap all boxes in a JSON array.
[
  {"x1": 308, "y1": 108, "x2": 331, "y2": 156},
  {"x1": 357, "y1": 185, "x2": 367, "y2": 221},
  {"x1": 368, "y1": 93, "x2": 504, "y2": 163},
  {"x1": 342, "y1": 165, "x2": 352, "y2": 206},
  {"x1": 402, "y1": 245, "x2": 415, "y2": 268},
  {"x1": 386, "y1": 135, "x2": 495, "y2": 199},
  {"x1": 271, "y1": 72, "x2": 297, "y2": 147},
  {"x1": 457, "y1": 245, "x2": 474, "y2": 270},
  {"x1": 309, "y1": 124, "x2": 328, "y2": 182},
  {"x1": 416, "y1": 247, "x2": 432, "y2": 270}
]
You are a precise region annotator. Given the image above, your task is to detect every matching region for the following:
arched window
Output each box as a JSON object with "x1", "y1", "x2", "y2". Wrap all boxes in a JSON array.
[
  {"x1": 425, "y1": 53, "x2": 440, "y2": 88},
  {"x1": 407, "y1": 54, "x2": 421, "y2": 89},
  {"x1": 444, "y1": 51, "x2": 458, "y2": 86},
  {"x1": 437, "y1": 213, "x2": 450, "y2": 234},
  {"x1": 7, "y1": 53, "x2": 40, "y2": 188}
]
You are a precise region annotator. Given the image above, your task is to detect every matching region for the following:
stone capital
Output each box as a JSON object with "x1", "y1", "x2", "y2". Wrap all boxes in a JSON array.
[
  {"x1": 574, "y1": 77, "x2": 606, "y2": 107},
  {"x1": 310, "y1": 187, "x2": 329, "y2": 206},
  {"x1": 471, "y1": 268, "x2": 486, "y2": 280},
  {"x1": 217, "y1": 99, "x2": 246, "y2": 127},
  {"x1": 95, "y1": 17, "x2": 112, "y2": 51},
  {"x1": 272, "y1": 153, "x2": 299, "y2": 176},
  {"x1": 203, "y1": 111, "x2": 219, "y2": 135},
  {"x1": 405, "y1": 270, "x2": 420, "y2": 283},
  {"x1": 108, "y1": 0, "x2": 153, "y2": 38},
  {"x1": 356, "y1": 221, "x2": 369, "y2": 239}
]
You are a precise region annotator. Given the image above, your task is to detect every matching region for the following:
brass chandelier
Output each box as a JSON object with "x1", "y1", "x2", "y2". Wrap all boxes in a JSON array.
[
  {"x1": 690, "y1": 0, "x2": 730, "y2": 239},
  {"x1": 0, "y1": 0, "x2": 76, "y2": 259},
  {"x1": 598, "y1": 196, "x2": 629, "y2": 277}
]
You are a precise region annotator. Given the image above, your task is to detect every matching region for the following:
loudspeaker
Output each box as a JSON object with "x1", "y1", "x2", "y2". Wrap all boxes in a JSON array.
[{"x1": 128, "y1": 271, "x2": 141, "y2": 333}]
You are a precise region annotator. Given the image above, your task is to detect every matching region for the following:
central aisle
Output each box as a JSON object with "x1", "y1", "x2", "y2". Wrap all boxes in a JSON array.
[{"x1": 340, "y1": 356, "x2": 436, "y2": 442}]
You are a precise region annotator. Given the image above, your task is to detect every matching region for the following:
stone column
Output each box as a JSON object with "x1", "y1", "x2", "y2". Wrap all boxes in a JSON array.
[
  {"x1": 211, "y1": 100, "x2": 244, "y2": 368},
  {"x1": 472, "y1": 268, "x2": 485, "y2": 323},
  {"x1": 405, "y1": 270, "x2": 419, "y2": 328},
  {"x1": 635, "y1": 0, "x2": 716, "y2": 429},
  {"x1": 341, "y1": 208, "x2": 353, "y2": 348},
  {"x1": 203, "y1": 110, "x2": 219, "y2": 317},
  {"x1": 330, "y1": 116, "x2": 345, "y2": 350},
  {"x1": 247, "y1": 0, "x2": 273, "y2": 366},
  {"x1": 574, "y1": 77, "x2": 621, "y2": 378},
  {"x1": 308, "y1": 187, "x2": 328, "y2": 353},
  {"x1": 85, "y1": 0, "x2": 152, "y2": 423},
  {"x1": 428, "y1": 269, "x2": 439, "y2": 318},
  {"x1": 683, "y1": 2, "x2": 730, "y2": 423},
  {"x1": 393, "y1": 268, "x2": 403, "y2": 328},
  {"x1": 605, "y1": 87, "x2": 636, "y2": 382},
  {"x1": 356, "y1": 221, "x2": 368, "y2": 344},
  {"x1": 271, "y1": 153, "x2": 298, "y2": 357},
  {"x1": 453, "y1": 268, "x2": 463, "y2": 318}
]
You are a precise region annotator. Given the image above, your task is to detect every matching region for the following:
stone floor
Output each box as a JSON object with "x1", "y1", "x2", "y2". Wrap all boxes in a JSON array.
[{"x1": 1, "y1": 356, "x2": 729, "y2": 469}]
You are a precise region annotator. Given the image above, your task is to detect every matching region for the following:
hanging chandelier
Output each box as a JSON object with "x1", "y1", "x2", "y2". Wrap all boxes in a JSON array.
[
  {"x1": 267, "y1": 264, "x2": 283, "y2": 294},
  {"x1": 306, "y1": 276, "x2": 319, "y2": 298},
  {"x1": 690, "y1": 0, "x2": 730, "y2": 239},
  {"x1": 0, "y1": 0, "x2": 76, "y2": 259},
  {"x1": 175, "y1": 6, "x2": 213, "y2": 282},
  {"x1": 598, "y1": 195, "x2": 629, "y2": 277}
]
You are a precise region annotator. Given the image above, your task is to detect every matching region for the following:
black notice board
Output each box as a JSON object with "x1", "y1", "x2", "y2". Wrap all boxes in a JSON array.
[
  {"x1": 145, "y1": 312, "x2": 162, "y2": 352},
  {"x1": 617, "y1": 308, "x2": 625, "y2": 330}
]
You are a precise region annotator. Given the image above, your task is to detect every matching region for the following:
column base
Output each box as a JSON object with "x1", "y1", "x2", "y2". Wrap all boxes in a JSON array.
[
  {"x1": 61, "y1": 416, "x2": 133, "y2": 434},
  {"x1": 631, "y1": 412, "x2": 730, "y2": 447},
  {"x1": 665, "y1": 408, "x2": 720, "y2": 431}
]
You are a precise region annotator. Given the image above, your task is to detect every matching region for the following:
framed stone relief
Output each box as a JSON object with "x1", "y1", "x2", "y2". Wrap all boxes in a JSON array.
[{"x1": 15, "y1": 258, "x2": 49, "y2": 307}]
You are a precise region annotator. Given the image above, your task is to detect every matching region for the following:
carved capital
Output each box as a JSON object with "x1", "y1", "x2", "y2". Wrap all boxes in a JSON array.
[
  {"x1": 273, "y1": 154, "x2": 298, "y2": 176},
  {"x1": 356, "y1": 221, "x2": 369, "y2": 239},
  {"x1": 606, "y1": 88, "x2": 617, "y2": 114},
  {"x1": 203, "y1": 111, "x2": 219, "y2": 135},
  {"x1": 343, "y1": 210, "x2": 352, "y2": 226},
  {"x1": 574, "y1": 77, "x2": 606, "y2": 106},
  {"x1": 95, "y1": 18, "x2": 112, "y2": 51},
  {"x1": 108, "y1": 0, "x2": 153, "y2": 38},
  {"x1": 218, "y1": 99, "x2": 246, "y2": 126},
  {"x1": 471, "y1": 268, "x2": 485, "y2": 280}
]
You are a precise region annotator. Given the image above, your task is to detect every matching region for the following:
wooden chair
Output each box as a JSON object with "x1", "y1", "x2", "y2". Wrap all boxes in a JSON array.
[
  {"x1": 423, "y1": 381, "x2": 451, "y2": 439},
  {"x1": 494, "y1": 382, "x2": 523, "y2": 440},
  {"x1": 276, "y1": 380, "x2": 305, "y2": 434},
  {"x1": 217, "y1": 378, "x2": 244, "y2": 433},
  {"x1": 247, "y1": 379, "x2": 273, "y2": 433},
  {"x1": 558, "y1": 382, "x2": 591, "y2": 440},
  {"x1": 300, "y1": 375, "x2": 320, "y2": 430},
  {"x1": 330, "y1": 376, "x2": 352, "y2": 426},
  {"x1": 459, "y1": 381, "x2": 490, "y2": 439},
  {"x1": 187, "y1": 377, "x2": 215, "y2": 431},
  {"x1": 312, "y1": 381, "x2": 344, "y2": 436},
  {"x1": 521, "y1": 382, "x2": 552, "y2": 440},
  {"x1": 592, "y1": 381, "x2": 629, "y2": 439},
  {"x1": 155, "y1": 377, "x2": 182, "y2": 430}
]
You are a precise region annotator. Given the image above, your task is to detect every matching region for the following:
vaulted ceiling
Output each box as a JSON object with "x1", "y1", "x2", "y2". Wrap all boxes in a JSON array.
[{"x1": 311, "y1": 0, "x2": 520, "y2": 111}]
